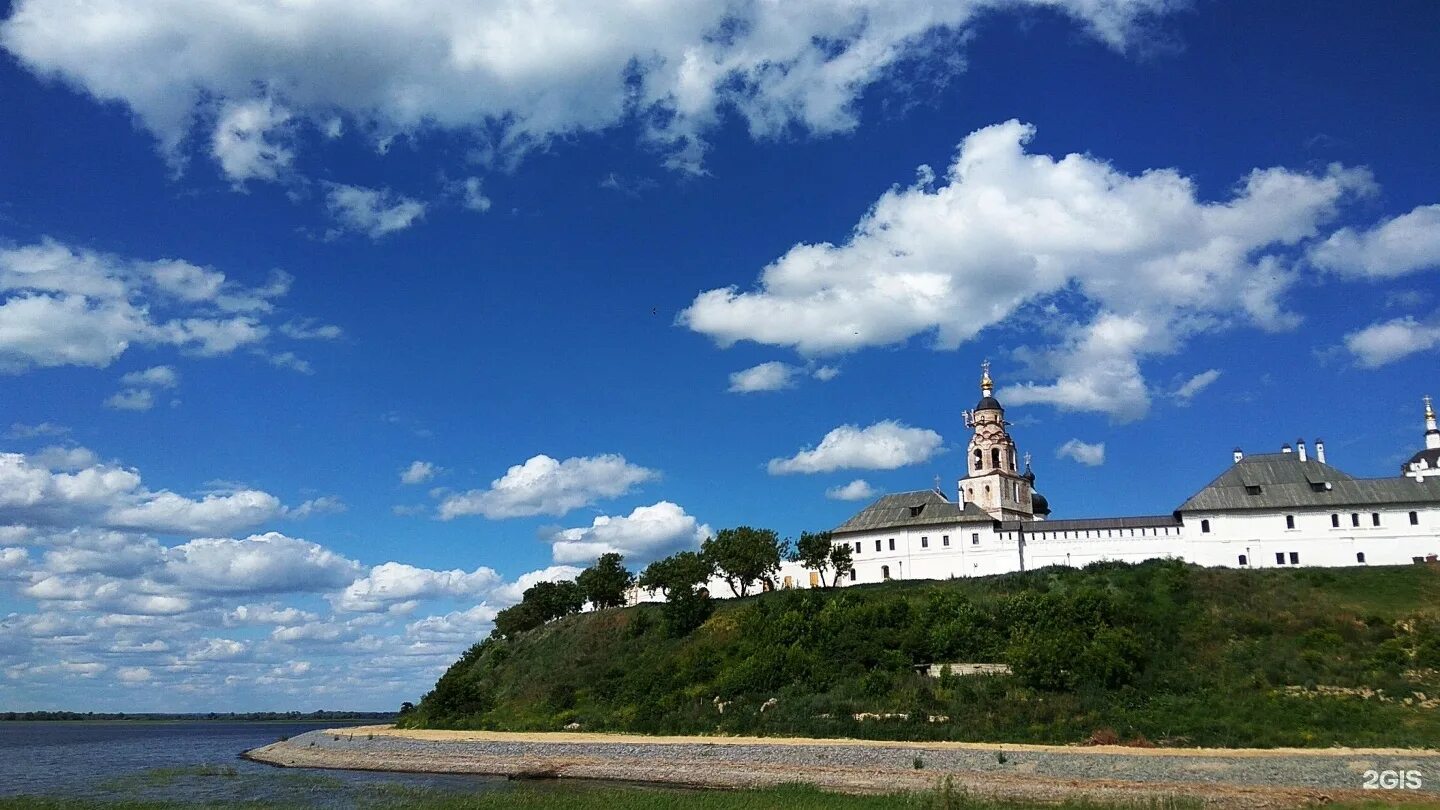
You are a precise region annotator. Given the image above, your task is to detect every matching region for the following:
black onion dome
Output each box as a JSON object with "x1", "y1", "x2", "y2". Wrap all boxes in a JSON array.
[
  {"x1": 1031, "y1": 491, "x2": 1051, "y2": 516},
  {"x1": 974, "y1": 396, "x2": 1003, "y2": 412}
]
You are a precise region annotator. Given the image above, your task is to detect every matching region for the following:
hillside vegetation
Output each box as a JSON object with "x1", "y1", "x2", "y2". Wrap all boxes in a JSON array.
[{"x1": 403, "y1": 561, "x2": 1440, "y2": 748}]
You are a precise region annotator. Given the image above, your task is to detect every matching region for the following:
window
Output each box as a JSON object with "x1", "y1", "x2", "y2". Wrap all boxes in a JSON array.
[
  {"x1": 1331, "y1": 514, "x2": 1340, "y2": 528},
  {"x1": 1275, "y1": 552, "x2": 1285, "y2": 565},
  {"x1": 1371, "y1": 512, "x2": 1381, "y2": 527},
  {"x1": 971, "y1": 533, "x2": 980, "y2": 545},
  {"x1": 973, "y1": 449, "x2": 982, "y2": 469},
  {"x1": 1245, "y1": 485, "x2": 1262, "y2": 495},
  {"x1": 875, "y1": 539, "x2": 881, "y2": 552},
  {"x1": 992, "y1": 448, "x2": 1001, "y2": 468},
  {"x1": 1238, "y1": 554, "x2": 1247, "y2": 566},
  {"x1": 1351, "y1": 513, "x2": 1360, "y2": 527},
  {"x1": 1289, "y1": 552, "x2": 1300, "y2": 565},
  {"x1": 881, "y1": 565, "x2": 891, "y2": 580},
  {"x1": 849, "y1": 569, "x2": 857, "y2": 582},
  {"x1": 909, "y1": 505, "x2": 924, "y2": 517},
  {"x1": 1285, "y1": 515, "x2": 1295, "y2": 529},
  {"x1": 1356, "y1": 552, "x2": 1366, "y2": 564},
  {"x1": 920, "y1": 536, "x2": 929, "y2": 549},
  {"x1": 1410, "y1": 511, "x2": 1419, "y2": 525},
  {"x1": 888, "y1": 538, "x2": 895, "y2": 551},
  {"x1": 942, "y1": 535, "x2": 950, "y2": 547},
  {"x1": 855, "y1": 541, "x2": 862, "y2": 553},
  {"x1": 1201, "y1": 519, "x2": 1210, "y2": 533}
]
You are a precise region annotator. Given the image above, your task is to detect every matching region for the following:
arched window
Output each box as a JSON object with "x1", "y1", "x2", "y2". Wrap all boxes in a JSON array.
[
  {"x1": 881, "y1": 565, "x2": 891, "y2": 580},
  {"x1": 973, "y1": 449, "x2": 982, "y2": 469},
  {"x1": 1009, "y1": 450, "x2": 1016, "y2": 471},
  {"x1": 991, "y1": 448, "x2": 1001, "y2": 468}
]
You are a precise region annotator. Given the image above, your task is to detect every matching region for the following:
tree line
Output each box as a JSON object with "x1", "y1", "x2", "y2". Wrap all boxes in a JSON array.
[{"x1": 491, "y1": 527, "x2": 854, "y2": 640}]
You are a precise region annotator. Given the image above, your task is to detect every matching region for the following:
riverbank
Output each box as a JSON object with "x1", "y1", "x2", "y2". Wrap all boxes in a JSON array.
[{"x1": 245, "y1": 726, "x2": 1440, "y2": 808}]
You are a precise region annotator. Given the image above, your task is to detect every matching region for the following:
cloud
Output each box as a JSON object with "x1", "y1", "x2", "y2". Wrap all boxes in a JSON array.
[
  {"x1": 450, "y1": 177, "x2": 492, "y2": 213},
  {"x1": 825, "y1": 479, "x2": 879, "y2": 501},
  {"x1": 120, "y1": 365, "x2": 178, "y2": 388},
  {"x1": 0, "y1": 449, "x2": 284, "y2": 535},
  {"x1": 160, "y1": 532, "x2": 361, "y2": 595},
  {"x1": 324, "y1": 183, "x2": 425, "y2": 239},
  {"x1": 103, "y1": 389, "x2": 156, "y2": 412},
  {"x1": 1344, "y1": 315, "x2": 1440, "y2": 368},
  {"x1": 400, "y1": 461, "x2": 438, "y2": 486},
  {"x1": 1056, "y1": 439, "x2": 1105, "y2": 466},
  {"x1": 285, "y1": 496, "x2": 346, "y2": 519},
  {"x1": 333, "y1": 561, "x2": 514, "y2": 613},
  {"x1": 0, "y1": 239, "x2": 306, "y2": 373},
  {"x1": 264, "y1": 351, "x2": 312, "y2": 374},
  {"x1": 545, "y1": 501, "x2": 711, "y2": 565},
  {"x1": 278, "y1": 320, "x2": 342, "y2": 340},
  {"x1": 438, "y1": 453, "x2": 657, "y2": 519},
  {"x1": 680, "y1": 121, "x2": 1373, "y2": 421},
  {"x1": 1309, "y1": 204, "x2": 1440, "y2": 278},
  {"x1": 812, "y1": 365, "x2": 841, "y2": 382},
  {"x1": 0, "y1": 1, "x2": 1182, "y2": 177},
  {"x1": 728, "y1": 361, "x2": 799, "y2": 393},
  {"x1": 211, "y1": 98, "x2": 294, "y2": 186},
  {"x1": 768, "y1": 421, "x2": 943, "y2": 475},
  {"x1": 1170, "y1": 369, "x2": 1221, "y2": 404},
  {"x1": 6, "y1": 422, "x2": 69, "y2": 439}
]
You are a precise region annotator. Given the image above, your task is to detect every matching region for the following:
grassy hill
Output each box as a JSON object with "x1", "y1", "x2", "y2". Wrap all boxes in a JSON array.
[{"x1": 402, "y1": 560, "x2": 1440, "y2": 748}]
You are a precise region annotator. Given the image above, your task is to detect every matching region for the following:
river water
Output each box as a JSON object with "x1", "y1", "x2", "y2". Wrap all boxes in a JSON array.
[{"x1": 0, "y1": 721, "x2": 510, "y2": 806}]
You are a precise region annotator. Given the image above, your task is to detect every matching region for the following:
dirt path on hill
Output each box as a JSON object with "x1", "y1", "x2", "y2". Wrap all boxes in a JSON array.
[{"x1": 244, "y1": 726, "x2": 1440, "y2": 808}]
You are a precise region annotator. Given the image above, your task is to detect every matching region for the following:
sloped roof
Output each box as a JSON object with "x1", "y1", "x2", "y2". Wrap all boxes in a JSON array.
[
  {"x1": 998, "y1": 514, "x2": 1180, "y2": 532},
  {"x1": 1177, "y1": 452, "x2": 1440, "y2": 512},
  {"x1": 833, "y1": 489, "x2": 993, "y2": 535}
]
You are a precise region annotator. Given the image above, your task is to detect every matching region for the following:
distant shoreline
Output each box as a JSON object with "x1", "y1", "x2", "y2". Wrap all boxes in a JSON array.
[{"x1": 245, "y1": 726, "x2": 1440, "y2": 808}]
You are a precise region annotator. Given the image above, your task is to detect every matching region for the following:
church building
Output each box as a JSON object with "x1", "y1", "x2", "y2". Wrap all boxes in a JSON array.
[{"x1": 814, "y1": 366, "x2": 1440, "y2": 587}]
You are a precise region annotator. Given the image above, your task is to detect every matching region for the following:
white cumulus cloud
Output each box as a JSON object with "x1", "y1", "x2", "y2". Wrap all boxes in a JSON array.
[
  {"x1": 545, "y1": 501, "x2": 711, "y2": 565},
  {"x1": 825, "y1": 479, "x2": 878, "y2": 501},
  {"x1": 324, "y1": 183, "x2": 425, "y2": 239},
  {"x1": 768, "y1": 421, "x2": 943, "y2": 475},
  {"x1": 438, "y1": 453, "x2": 657, "y2": 519},
  {"x1": 400, "y1": 461, "x2": 438, "y2": 486},
  {"x1": 0, "y1": 0, "x2": 1184, "y2": 175},
  {"x1": 681, "y1": 120, "x2": 1373, "y2": 421},
  {"x1": 727, "y1": 361, "x2": 799, "y2": 393},
  {"x1": 1344, "y1": 316, "x2": 1440, "y2": 368},
  {"x1": 1170, "y1": 368, "x2": 1221, "y2": 404},
  {"x1": 1309, "y1": 204, "x2": 1440, "y2": 279},
  {"x1": 160, "y1": 532, "x2": 362, "y2": 595},
  {"x1": 1056, "y1": 439, "x2": 1106, "y2": 467}
]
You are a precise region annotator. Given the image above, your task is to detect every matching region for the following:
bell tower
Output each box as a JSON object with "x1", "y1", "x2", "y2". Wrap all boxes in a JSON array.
[{"x1": 958, "y1": 362, "x2": 1035, "y2": 520}]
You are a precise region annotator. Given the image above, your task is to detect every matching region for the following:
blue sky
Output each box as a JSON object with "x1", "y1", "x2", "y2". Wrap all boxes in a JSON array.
[{"x1": 2, "y1": 0, "x2": 1438, "y2": 711}]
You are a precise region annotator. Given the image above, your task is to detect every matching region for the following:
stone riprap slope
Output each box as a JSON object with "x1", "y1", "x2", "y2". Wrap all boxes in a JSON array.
[{"x1": 245, "y1": 726, "x2": 1440, "y2": 808}]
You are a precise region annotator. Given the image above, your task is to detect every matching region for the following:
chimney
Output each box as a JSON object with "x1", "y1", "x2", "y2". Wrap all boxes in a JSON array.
[
  {"x1": 1297, "y1": 439, "x2": 1308, "y2": 462},
  {"x1": 1232, "y1": 447, "x2": 1244, "y2": 463},
  {"x1": 1315, "y1": 438, "x2": 1326, "y2": 464},
  {"x1": 1281, "y1": 443, "x2": 1292, "y2": 454}
]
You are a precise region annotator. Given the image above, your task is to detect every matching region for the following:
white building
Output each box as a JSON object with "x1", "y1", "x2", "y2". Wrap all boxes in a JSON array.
[{"x1": 776, "y1": 367, "x2": 1440, "y2": 589}]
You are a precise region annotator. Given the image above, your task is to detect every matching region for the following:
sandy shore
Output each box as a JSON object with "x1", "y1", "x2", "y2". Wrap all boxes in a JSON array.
[{"x1": 245, "y1": 726, "x2": 1440, "y2": 808}]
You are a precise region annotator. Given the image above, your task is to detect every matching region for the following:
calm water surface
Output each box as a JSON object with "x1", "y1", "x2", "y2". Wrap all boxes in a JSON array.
[{"x1": 0, "y1": 721, "x2": 509, "y2": 806}]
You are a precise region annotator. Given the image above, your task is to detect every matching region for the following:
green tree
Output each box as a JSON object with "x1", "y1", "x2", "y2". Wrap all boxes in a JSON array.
[
  {"x1": 522, "y1": 580, "x2": 584, "y2": 622},
  {"x1": 491, "y1": 601, "x2": 544, "y2": 639},
  {"x1": 796, "y1": 530, "x2": 835, "y2": 587},
  {"x1": 828, "y1": 542, "x2": 854, "y2": 587},
  {"x1": 637, "y1": 551, "x2": 712, "y2": 597},
  {"x1": 703, "y1": 526, "x2": 784, "y2": 597},
  {"x1": 577, "y1": 552, "x2": 633, "y2": 609}
]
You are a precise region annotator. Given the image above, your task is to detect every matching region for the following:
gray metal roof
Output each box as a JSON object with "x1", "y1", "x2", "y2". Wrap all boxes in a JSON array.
[
  {"x1": 832, "y1": 489, "x2": 994, "y2": 535},
  {"x1": 1177, "y1": 452, "x2": 1440, "y2": 512},
  {"x1": 998, "y1": 514, "x2": 1180, "y2": 533}
]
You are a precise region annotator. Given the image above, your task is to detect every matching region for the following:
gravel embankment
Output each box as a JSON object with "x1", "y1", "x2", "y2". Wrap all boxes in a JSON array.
[{"x1": 245, "y1": 726, "x2": 1440, "y2": 808}]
